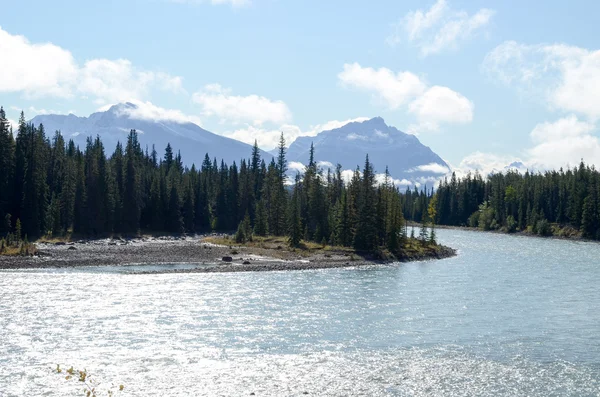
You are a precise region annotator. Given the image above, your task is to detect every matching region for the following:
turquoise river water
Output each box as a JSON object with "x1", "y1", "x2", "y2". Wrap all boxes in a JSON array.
[{"x1": 1, "y1": 228, "x2": 599, "y2": 396}]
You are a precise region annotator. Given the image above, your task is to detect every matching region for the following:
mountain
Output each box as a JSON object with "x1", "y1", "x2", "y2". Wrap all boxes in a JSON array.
[
  {"x1": 29, "y1": 103, "x2": 273, "y2": 166},
  {"x1": 286, "y1": 117, "x2": 449, "y2": 184}
]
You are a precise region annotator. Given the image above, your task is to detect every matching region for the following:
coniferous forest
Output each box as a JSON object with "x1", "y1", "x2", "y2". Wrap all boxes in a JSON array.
[
  {"x1": 0, "y1": 108, "x2": 419, "y2": 256},
  {"x1": 4, "y1": 106, "x2": 600, "y2": 253},
  {"x1": 423, "y1": 164, "x2": 600, "y2": 239}
]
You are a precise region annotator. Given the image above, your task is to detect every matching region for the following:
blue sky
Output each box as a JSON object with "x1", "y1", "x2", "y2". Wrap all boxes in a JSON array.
[{"x1": 2, "y1": 0, "x2": 600, "y2": 174}]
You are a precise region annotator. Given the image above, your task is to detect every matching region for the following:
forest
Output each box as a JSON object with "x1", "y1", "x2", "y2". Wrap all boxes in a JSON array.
[
  {"x1": 424, "y1": 162, "x2": 600, "y2": 239},
  {"x1": 0, "y1": 108, "x2": 434, "y2": 257},
  {"x1": 4, "y1": 106, "x2": 596, "y2": 255}
]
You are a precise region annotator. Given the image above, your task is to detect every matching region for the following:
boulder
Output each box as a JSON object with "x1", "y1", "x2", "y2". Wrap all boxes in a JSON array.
[{"x1": 222, "y1": 256, "x2": 233, "y2": 262}]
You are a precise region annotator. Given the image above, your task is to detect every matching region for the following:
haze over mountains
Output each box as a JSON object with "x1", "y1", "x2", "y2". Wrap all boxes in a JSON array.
[
  {"x1": 287, "y1": 117, "x2": 449, "y2": 184},
  {"x1": 30, "y1": 103, "x2": 274, "y2": 167},
  {"x1": 30, "y1": 103, "x2": 450, "y2": 186}
]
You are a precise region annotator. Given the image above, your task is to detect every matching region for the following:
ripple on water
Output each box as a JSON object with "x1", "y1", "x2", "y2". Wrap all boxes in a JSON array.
[{"x1": 1, "y1": 228, "x2": 599, "y2": 396}]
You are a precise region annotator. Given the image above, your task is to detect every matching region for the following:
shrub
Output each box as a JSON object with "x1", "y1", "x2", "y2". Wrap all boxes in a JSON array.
[
  {"x1": 477, "y1": 202, "x2": 495, "y2": 231},
  {"x1": 468, "y1": 211, "x2": 480, "y2": 228},
  {"x1": 535, "y1": 219, "x2": 552, "y2": 236}
]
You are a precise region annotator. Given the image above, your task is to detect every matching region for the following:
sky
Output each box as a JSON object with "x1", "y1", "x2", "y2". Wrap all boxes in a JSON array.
[{"x1": 2, "y1": 0, "x2": 600, "y2": 175}]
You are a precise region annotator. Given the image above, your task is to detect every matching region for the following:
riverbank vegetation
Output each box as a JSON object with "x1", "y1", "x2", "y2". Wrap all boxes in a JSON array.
[
  {"x1": 403, "y1": 164, "x2": 600, "y2": 240},
  {"x1": 0, "y1": 107, "x2": 443, "y2": 259}
]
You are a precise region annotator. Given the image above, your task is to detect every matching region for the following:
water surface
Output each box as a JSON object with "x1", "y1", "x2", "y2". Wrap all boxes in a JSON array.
[{"x1": 1, "y1": 229, "x2": 599, "y2": 396}]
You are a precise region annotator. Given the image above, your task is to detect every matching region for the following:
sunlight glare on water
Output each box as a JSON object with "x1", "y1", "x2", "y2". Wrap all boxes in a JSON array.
[{"x1": 1, "y1": 229, "x2": 599, "y2": 396}]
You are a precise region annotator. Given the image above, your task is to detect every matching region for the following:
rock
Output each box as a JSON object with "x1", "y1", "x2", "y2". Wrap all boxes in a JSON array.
[
  {"x1": 222, "y1": 256, "x2": 233, "y2": 262},
  {"x1": 108, "y1": 242, "x2": 117, "y2": 246},
  {"x1": 54, "y1": 242, "x2": 66, "y2": 246},
  {"x1": 243, "y1": 260, "x2": 251, "y2": 265},
  {"x1": 68, "y1": 246, "x2": 77, "y2": 250}
]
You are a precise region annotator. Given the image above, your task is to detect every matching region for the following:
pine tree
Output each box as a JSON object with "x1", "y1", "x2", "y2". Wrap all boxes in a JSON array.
[
  {"x1": 288, "y1": 175, "x2": 302, "y2": 248},
  {"x1": 354, "y1": 155, "x2": 378, "y2": 251},
  {"x1": 167, "y1": 184, "x2": 184, "y2": 234},
  {"x1": 122, "y1": 130, "x2": 141, "y2": 234},
  {"x1": 254, "y1": 199, "x2": 268, "y2": 236}
]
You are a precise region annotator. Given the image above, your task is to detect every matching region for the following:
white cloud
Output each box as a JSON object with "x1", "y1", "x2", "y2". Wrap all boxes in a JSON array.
[
  {"x1": 530, "y1": 114, "x2": 595, "y2": 144},
  {"x1": 192, "y1": 84, "x2": 292, "y2": 126},
  {"x1": 388, "y1": 0, "x2": 495, "y2": 56},
  {"x1": 483, "y1": 41, "x2": 600, "y2": 120},
  {"x1": 7, "y1": 118, "x2": 18, "y2": 131},
  {"x1": 116, "y1": 100, "x2": 203, "y2": 125},
  {"x1": 451, "y1": 152, "x2": 521, "y2": 178},
  {"x1": 409, "y1": 162, "x2": 450, "y2": 174},
  {"x1": 528, "y1": 115, "x2": 600, "y2": 170},
  {"x1": 374, "y1": 129, "x2": 389, "y2": 138},
  {"x1": 408, "y1": 85, "x2": 474, "y2": 131},
  {"x1": 288, "y1": 162, "x2": 306, "y2": 174},
  {"x1": 338, "y1": 63, "x2": 426, "y2": 109},
  {"x1": 317, "y1": 161, "x2": 334, "y2": 169},
  {"x1": 0, "y1": 26, "x2": 77, "y2": 98},
  {"x1": 222, "y1": 124, "x2": 298, "y2": 150},
  {"x1": 453, "y1": 115, "x2": 600, "y2": 176},
  {"x1": 340, "y1": 169, "x2": 357, "y2": 184},
  {"x1": 222, "y1": 117, "x2": 369, "y2": 151},
  {"x1": 339, "y1": 63, "x2": 473, "y2": 132},
  {"x1": 375, "y1": 173, "x2": 415, "y2": 187},
  {"x1": 0, "y1": 26, "x2": 184, "y2": 104},
  {"x1": 347, "y1": 133, "x2": 368, "y2": 141}
]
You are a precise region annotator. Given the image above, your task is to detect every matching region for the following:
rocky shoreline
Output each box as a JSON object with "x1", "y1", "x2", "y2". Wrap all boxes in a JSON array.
[{"x1": 0, "y1": 235, "x2": 457, "y2": 273}]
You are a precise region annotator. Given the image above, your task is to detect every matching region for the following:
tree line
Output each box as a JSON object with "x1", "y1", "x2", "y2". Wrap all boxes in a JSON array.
[
  {"x1": 424, "y1": 164, "x2": 600, "y2": 239},
  {"x1": 0, "y1": 107, "x2": 438, "y2": 255}
]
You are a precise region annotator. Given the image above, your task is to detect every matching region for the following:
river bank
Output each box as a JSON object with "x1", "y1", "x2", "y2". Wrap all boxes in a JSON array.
[
  {"x1": 0, "y1": 234, "x2": 456, "y2": 272},
  {"x1": 423, "y1": 222, "x2": 599, "y2": 244}
]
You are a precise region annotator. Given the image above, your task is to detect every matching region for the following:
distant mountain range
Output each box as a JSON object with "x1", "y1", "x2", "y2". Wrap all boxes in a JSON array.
[
  {"x1": 286, "y1": 117, "x2": 449, "y2": 183},
  {"x1": 30, "y1": 103, "x2": 273, "y2": 167},
  {"x1": 31, "y1": 104, "x2": 449, "y2": 185}
]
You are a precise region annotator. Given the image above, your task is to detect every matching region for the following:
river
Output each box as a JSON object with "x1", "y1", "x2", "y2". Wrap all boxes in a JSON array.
[{"x1": 1, "y1": 229, "x2": 599, "y2": 396}]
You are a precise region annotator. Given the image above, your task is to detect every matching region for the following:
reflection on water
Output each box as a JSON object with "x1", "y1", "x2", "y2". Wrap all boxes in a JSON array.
[{"x1": 0, "y1": 229, "x2": 599, "y2": 396}]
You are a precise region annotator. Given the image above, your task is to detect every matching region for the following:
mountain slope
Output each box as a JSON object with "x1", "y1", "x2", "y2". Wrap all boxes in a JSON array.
[
  {"x1": 287, "y1": 117, "x2": 449, "y2": 184},
  {"x1": 30, "y1": 103, "x2": 272, "y2": 166}
]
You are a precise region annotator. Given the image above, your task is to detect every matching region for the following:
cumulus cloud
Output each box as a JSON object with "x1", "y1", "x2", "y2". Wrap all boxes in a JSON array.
[
  {"x1": 451, "y1": 152, "x2": 521, "y2": 178},
  {"x1": 387, "y1": 0, "x2": 495, "y2": 56},
  {"x1": 528, "y1": 115, "x2": 600, "y2": 169},
  {"x1": 317, "y1": 161, "x2": 334, "y2": 169},
  {"x1": 288, "y1": 161, "x2": 306, "y2": 174},
  {"x1": 452, "y1": 115, "x2": 600, "y2": 177},
  {"x1": 7, "y1": 118, "x2": 18, "y2": 131},
  {"x1": 116, "y1": 100, "x2": 203, "y2": 125},
  {"x1": 192, "y1": 84, "x2": 292, "y2": 126},
  {"x1": 530, "y1": 114, "x2": 595, "y2": 144},
  {"x1": 0, "y1": 26, "x2": 184, "y2": 104},
  {"x1": 222, "y1": 117, "x2": 369, "y2": 151},
  {"x1": 483, "y1": 41, "x2": 600, "y2": 120},
  {"x1": 408, "y1": 85, "x2": 473, "y2": 131},
  {"x1": 339, "y1": 63, "x2": 473, "y2": 132},
  {"x1": 338, "y1": 63, "x2": 426, "y2": 109},
  {"x1": 409, "y1": 162, "x2": 450, "y2": 174}
]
